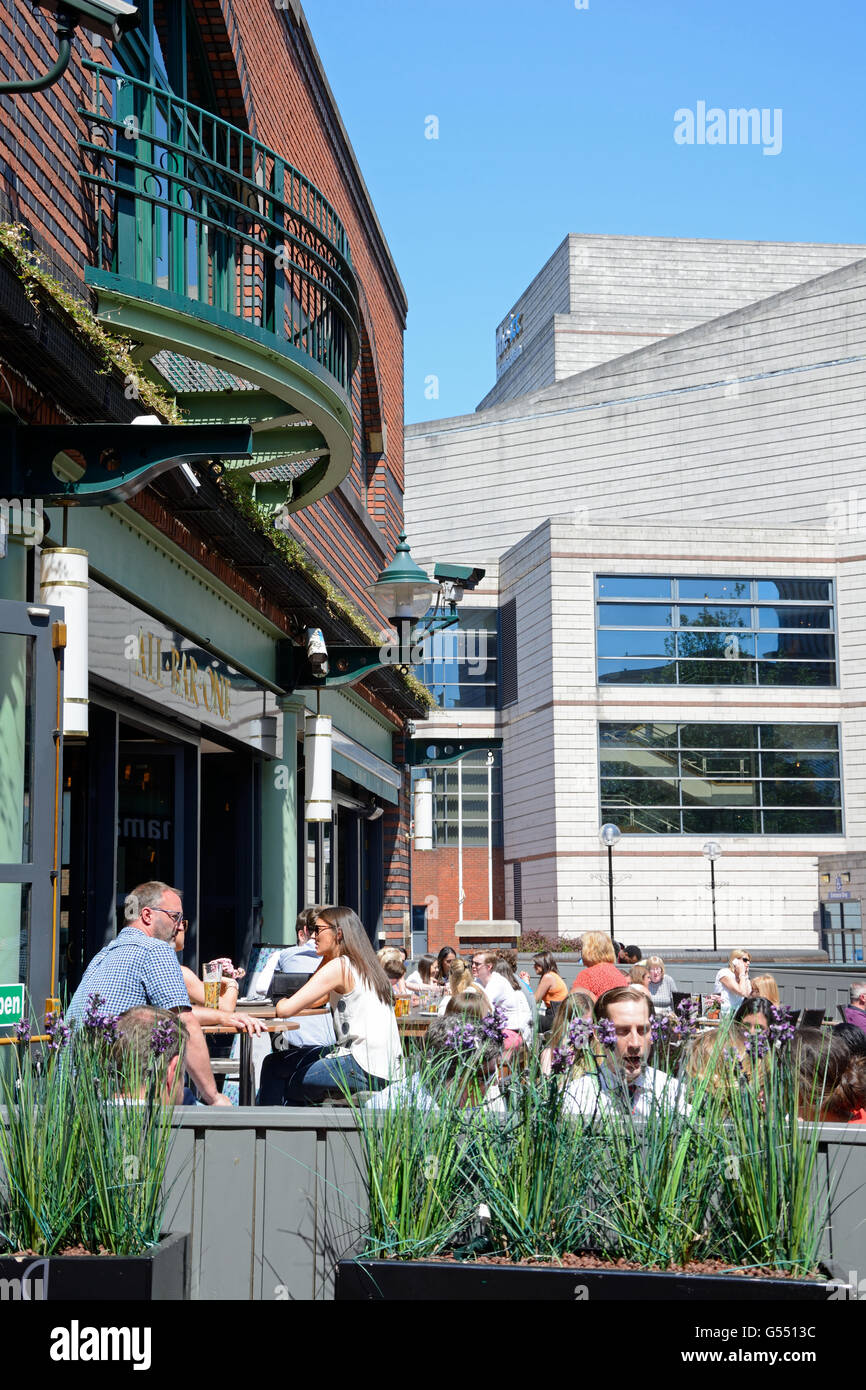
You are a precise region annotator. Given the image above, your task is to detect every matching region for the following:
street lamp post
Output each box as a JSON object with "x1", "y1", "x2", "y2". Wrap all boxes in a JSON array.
[
  {"x1": 599, "y1": 823, "x2": 621, "y2": 942},
  {"x1": 702, "y1": 841, "x2": 722, "y2": 951}
]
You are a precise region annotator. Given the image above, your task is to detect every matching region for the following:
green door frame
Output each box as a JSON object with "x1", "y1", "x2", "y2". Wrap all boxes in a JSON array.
[{"x1": 0, "y1": 598, "x2": 64, "y2": 1019}]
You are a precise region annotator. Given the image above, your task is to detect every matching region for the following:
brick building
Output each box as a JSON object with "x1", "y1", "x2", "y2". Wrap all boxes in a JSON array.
[{"x1": 0, "y1": 0, "x2": 427, "y2": 1011}]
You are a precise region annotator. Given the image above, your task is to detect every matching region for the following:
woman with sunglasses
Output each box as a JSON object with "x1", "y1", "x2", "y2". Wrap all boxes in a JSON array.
[
  {"x1": 714, "y1": 947, "x2": 755, "y2": 1016},
  {"x1": 258, "y1": 906, "x2": 401, "y2": 1105}
]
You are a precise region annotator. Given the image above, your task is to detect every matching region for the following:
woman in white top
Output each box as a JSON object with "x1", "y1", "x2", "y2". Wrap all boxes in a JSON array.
[
  {"x1": 491, "y1": 959, "x2": 533, "y2": 1046},
  {"x1": 259, "y1": 906, "x2": 401, "y2": 1105},
  {"x1": 714, "y1": 947, "x2": 755, "y2": 1015}
]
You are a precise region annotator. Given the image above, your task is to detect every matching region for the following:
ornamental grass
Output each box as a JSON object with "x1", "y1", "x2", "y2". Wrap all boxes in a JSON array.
[
  {"x1": 347, "y1": 1012, "x2": 833, "y2": 1277},
  {"x1": 0, "y1": 999, "x2": 179, "y2": 1257}
]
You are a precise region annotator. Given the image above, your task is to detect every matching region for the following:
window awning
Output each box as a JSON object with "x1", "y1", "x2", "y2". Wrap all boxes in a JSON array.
[{"x1": 331, "y1": 726, "x2": 401, "y2": 804}]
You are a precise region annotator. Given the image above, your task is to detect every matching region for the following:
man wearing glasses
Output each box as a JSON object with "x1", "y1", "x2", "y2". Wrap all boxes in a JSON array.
[{"x1": 66, "y1": 880, "x2": 231, "y2": 1106}]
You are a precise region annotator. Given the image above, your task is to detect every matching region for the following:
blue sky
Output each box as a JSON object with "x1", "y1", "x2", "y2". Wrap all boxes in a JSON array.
[{"x1": 302, "y1": 0, "x2": 866, "y2": 423}]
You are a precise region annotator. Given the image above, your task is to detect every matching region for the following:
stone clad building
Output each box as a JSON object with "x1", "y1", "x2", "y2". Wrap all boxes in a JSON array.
[{"x1": 406, "y1": 235, "x2": 866, "y2": 956}]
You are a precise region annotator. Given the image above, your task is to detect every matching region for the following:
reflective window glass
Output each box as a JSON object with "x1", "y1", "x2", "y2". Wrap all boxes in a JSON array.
[
  {"x1": 677, "y1": 632, "x2": 755, "y2": 659},
  {"x1": 682, "y1": 809, "x2": 762, "y2": 835},
  {"x1": 597, "y1": 630, "x2": 673, "y2": 658},
  {"x1": 677, "y1": 660, "x2": 756, "y2": 685},
  {"x1": 761, "y1": 752, "x2": 839, "y2": 779},
  {"x1": 597, "y1": 576, "x2": 672, "y2": 599},
  {"x1": 756, "y1": 579, "x2": 832, "y2": 602},
  {"x1": 680, "y1": 751, "x2": 760, "y2": 778},
  {"x1": 679, "y1": 724, "x2": 757, "y2": 749},
  {"x1": 760, "y1": 779, "x2": 841, "y2": 808},
  {"x1": 762, "y1": 808, "x2": 843, "y2": 834},
  {"x1": 759, "y1": 725, "x2": 839, "y2": 750},
  {"x1": 757, "y1": 606, "x2": 832, "y2": 629},
  {"x1": 603, "y1": 807, "x2": 682, "y2": 833},
  {"x1": 677, "y1": 578, "x2": 750, "y2": 601},
  {"x1": 598, "y1": 659, "x2": 677, "y2": 684},
  {"x1": 599, "y1": 722, "x2": 678, "y2": 748},
  {"x1": 597, "y1": 603, "x2": 672, "y2": 627},
  {"x1": 680, "y1": 778, "x2": 758, "y2": 807},
  {"x1": 678, "y1": 605, "x2": 751, "y2": 628},
  {"x1": 599, "y1": 750, "x2": 680, "y2": 777},
  {"x1": 755, "y1": 634, "x2": 834, "y2": 660},
  {"x1": 600, "y1": 778, "x2": 680, "y2": 806},
  {"x1": 757, "y1": 662, "x2": 836, "y2": 687}
]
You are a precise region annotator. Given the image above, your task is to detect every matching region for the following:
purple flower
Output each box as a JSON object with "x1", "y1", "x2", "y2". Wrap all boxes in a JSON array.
[
  {"x1": 82, "y1": 993, "x2": 119, "y2": 1043},
  {"x1": 767, "y1": 1006, "x2": 796, "y2": 1049},
  {"x1": 14, "y1": 1018, "x2": 31, "y2": 1045},
  {"x1": 596, "y1": 1017, "x2": 618, "y2": 1049},
  {"x1": 45, "y1": 1012, "x2": 71, "y2": 1054},
  {"x1": 150, "y1": 1018, "x2": 177, "y2": 1059},
  {"x1": 744, "y1": 1030, "x2": 770, "y2": 1060}
]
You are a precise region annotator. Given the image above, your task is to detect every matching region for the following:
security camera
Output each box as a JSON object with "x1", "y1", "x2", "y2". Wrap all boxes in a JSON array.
[
  {"x1": 306, "y1": 627, "x2": 329, "y2": 676},
  {"x1": 433, "y1": 562, "x2": 486, "y2": 591},
  {"x1": 32, "y1": 1, "x2": 139, "y2": 43}
]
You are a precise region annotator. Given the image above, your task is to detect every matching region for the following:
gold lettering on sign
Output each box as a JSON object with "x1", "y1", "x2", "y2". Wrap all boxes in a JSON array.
[{"x1": 131, "y1": 628, "x2": 232, "y2": 722}]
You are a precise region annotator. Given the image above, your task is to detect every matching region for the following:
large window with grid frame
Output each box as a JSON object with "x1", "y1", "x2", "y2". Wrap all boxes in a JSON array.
[
  {"x1": 599, "y1": 722, "x2": 843, "y2": 835},
  {"x1": 596, "y1": 576, "x2": 836, "y2": 687}
]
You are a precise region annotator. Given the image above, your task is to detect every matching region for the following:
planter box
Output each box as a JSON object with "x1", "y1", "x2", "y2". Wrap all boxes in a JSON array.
[
  {"x1": 0, "y1": 1232, "x2": 188, "y2": 1301},
  {"x1": 336, "y1": 1256, "x2": 848, "y2": 1302}
]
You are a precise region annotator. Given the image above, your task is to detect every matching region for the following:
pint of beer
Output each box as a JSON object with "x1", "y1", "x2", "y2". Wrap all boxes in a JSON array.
[{"x1": 203, "y1": 961, "x2": 222, "y2": 1010}]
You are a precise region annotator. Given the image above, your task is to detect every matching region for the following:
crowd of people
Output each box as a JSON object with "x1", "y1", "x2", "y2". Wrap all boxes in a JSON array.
[{"x1": 62, "y1": 881, "x2": 866, "y2": 1124}]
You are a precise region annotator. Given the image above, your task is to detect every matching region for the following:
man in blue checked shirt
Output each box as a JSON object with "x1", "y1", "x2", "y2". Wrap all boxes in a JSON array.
[{"x1": 67, "y1": 881, "x2": 231, "y2": 1106}]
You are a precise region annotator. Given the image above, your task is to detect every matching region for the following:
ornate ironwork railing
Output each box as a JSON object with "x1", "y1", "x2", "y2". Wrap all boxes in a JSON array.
[{"x1": 78, "y1": 64, "x2": 360, "y2": 394}]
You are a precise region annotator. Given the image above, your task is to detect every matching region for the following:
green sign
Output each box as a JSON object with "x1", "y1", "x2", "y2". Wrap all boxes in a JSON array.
[{"x1": 0, "y1": 984, "x2": 25, "y2": 1027}]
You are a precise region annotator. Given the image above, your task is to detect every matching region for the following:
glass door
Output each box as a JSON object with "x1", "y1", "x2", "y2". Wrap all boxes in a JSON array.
[{"x1": 0, "y1": 598, "x2": 64, "y2": 1018}]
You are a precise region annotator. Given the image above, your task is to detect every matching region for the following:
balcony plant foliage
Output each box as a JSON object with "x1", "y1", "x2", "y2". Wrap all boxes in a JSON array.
[
  {"x1": 347, "y1": 1013, "x2": 831, "y2": 1279},
  {"x1": 0, "y1": 1000, "x2": 178, "y2": 1257}
]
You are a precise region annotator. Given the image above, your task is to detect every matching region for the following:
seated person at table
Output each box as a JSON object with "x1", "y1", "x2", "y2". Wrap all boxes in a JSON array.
[
  {"x1": 645, "y1": 956, "x2": 676, "y2": 1012},
  {"x1": 842, "y1": 982, "x2": 866, "y2": 1038},
  {"x1": 378, "y1": 948, "x2": 413, "y2": 999},
  {"x1": 113, "y1": 1006, "x2": 188, "y2": 1105},
  {"x1": 439, "y1": 961, "x2": 490, "y2": 1013},
  {"x1": 268, "y1": 908, "x2": 336, "y2": 1064},
  {"x1": 258, "y1": 907, "x2": 400, "y2": 1105},
  {"x1": 570, "y1": 933, "x2": 629, "y2": 1001},
  {"x1": 734, "y1": 995, "x2": 779, "y2": 1033},
  {"x1": 750, "y1": 973, "x2": 780, "y2": 1006},
  {"x1": 405, "y1": 953, "x2": 436, "y2": 992},
  {"x1": 564, "y1": 986, "x2": 685, "y2": 1120}
]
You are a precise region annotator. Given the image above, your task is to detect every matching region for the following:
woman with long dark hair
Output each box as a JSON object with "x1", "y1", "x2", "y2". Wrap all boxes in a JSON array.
[{"x1": 258, "y1": 906, "x2": 401, "y2": 1105}]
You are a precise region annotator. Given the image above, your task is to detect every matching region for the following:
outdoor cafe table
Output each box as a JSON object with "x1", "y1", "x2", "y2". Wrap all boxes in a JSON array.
[
  {"x1": 398, "y1": 1009, "x2": 438, "y2": 1044},
  {"x1": 202, "y1": 1014, "x2": 299, "y2": 1106}
]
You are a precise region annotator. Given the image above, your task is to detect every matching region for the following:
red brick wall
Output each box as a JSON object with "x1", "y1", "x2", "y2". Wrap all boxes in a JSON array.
[{"x1": 412, "y1": 847, "x2": 507, "y2": 954}]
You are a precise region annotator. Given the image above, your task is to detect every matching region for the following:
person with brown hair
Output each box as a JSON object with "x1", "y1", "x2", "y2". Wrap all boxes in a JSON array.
[
  {"x1": 564, "y1": 986, "x2": 685, "y2": 1119},
  {"x1": 540, "y1": 990, "x2": 595, "y2": 1077},
  {"x1": 570, "y1": 932, "x2": 629, "y2": 1001},
  {"x1": 532, "y1": 952, "x2": 568, "y2": 1010},
  {"x1": 259, "y1": 907, "x2": 401, "y2": 1105},
  {"x1": 630, "y1": 963, "x2": 651, "y2": 995},
  {"x1": 796, "y1": 1028, "x2": 866, "y2": 1122}
]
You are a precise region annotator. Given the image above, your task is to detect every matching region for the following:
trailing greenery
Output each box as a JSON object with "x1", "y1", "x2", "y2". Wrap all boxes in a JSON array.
[
  {"x1": 0, "y1": 1004, "x2": 178, "y2": 1257},
  {"x1": 0, "y1": 222, "x2": 182, "y2": 423},
  {"x1": 224, "y1": 476, "x2": 435, "y2": 710}
]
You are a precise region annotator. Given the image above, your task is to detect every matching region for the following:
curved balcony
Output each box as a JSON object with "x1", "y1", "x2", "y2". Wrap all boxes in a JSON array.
[{"x1": 77, "y1": 63, "x2": 361, "y2": 514}]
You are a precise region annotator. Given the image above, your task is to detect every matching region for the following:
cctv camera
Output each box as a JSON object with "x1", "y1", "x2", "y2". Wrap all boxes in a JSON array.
[
  {"x1": 433, "y1": 562, "x2": 485, "y2": 591},
  {"x1": 306, "y1": 627, "x2": 329, "y2": 676},
  {"x1": 32, "y1": 1, "x2": 139, "y2": 43}
]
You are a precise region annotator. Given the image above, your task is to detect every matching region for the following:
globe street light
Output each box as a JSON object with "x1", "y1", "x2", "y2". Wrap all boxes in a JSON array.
[
  {"x1": 702, "y1": 841, "x2": 722, "y2": 951},
  {"x1": 599, "y1": 823, "x2": 621, "y2": 942}
]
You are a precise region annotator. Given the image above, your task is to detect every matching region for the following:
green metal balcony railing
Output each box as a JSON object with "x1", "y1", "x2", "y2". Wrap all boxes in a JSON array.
[{"x1": 77, "y1": 63, "x2": 360, "y2": 397}]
